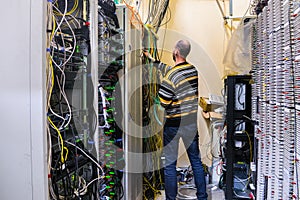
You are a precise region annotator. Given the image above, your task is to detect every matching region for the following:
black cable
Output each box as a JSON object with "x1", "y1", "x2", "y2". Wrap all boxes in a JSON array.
[
  {"x1": 153, "y1": 1, "x2": 168, "y2": 31},
  {"x1": 66, "y1": 169, "x2": 73, "y2": 197},
  {"x1": 159, "y1": 3, "x2": 172, "y2": 27},
  {"x1": 69, "y1": 124, "x2": 80, "y2": 198},
  {"x1": 49, "y1": 1, "x2": 100, "y2": 199},
  {"x1": 158, "y1": 8, "x2": 171, "y2": 59},
  {"x1": 61, "y1": 168, "x2": 68, "y2": 198}
]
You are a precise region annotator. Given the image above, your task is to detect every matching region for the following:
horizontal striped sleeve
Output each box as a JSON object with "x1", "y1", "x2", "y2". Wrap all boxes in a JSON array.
[{"x1": 158, "y1": 77, "x2": 175, "y2": 108}]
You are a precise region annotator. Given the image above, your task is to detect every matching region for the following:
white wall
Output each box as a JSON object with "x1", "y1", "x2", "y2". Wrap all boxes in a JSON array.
[{"x1": 0, "y1": 1, "x2": 47, "y2": 199}]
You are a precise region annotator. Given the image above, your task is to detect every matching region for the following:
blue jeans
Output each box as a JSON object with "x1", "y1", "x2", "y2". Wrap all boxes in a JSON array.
[{"x1": 163, "y1": 123, "x2": 208, "y2": 200}]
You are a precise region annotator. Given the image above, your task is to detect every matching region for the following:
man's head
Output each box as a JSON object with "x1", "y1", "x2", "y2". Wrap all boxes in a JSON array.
[{"x1": 172, "y1": 40, "x2": 191, "y2": 62}]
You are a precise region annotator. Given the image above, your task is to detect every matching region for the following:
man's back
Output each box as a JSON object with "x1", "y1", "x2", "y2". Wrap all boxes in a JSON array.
[
  {"x1": 158, "y1": 61, "x2": 199, "y2": 125},
  {"x1": 160, "y1": 40, "x2": 208, "y2": 200}
]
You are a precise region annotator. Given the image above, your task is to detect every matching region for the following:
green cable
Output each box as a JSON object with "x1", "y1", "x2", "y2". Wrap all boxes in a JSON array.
[{"x1": 153, "y1": 100, "x2": 162, "y2": 126}]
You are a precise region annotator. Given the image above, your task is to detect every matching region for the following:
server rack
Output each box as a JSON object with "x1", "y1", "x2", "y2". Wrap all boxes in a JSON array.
[
  {"x1": 251, "y1": 0, "x2": 300, "y2": 199},
  {"x1": 224, "y1": 75, "x2": 255, "y2": 199}
]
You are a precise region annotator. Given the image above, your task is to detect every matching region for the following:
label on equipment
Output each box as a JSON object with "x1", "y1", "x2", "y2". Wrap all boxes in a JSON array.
[{"x1": 250, "y1": 162, "x2": 256, "y2": 172}]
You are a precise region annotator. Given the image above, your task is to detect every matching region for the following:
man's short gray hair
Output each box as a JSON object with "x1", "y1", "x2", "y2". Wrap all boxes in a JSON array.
[{"x1": 175, "y1": 40, "x2": 191, "y2": 59}]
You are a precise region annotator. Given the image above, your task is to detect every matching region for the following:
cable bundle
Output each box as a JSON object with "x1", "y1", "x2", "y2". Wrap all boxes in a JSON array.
[
  {"x1": 46, "y1": 1, "x2": 102, "y2": 199},
  {"x1": 98, "y1": 1, "x2": 125, "y2": 199},
  {"x1": 144, "y1": 0, "x2": 170, "y2": 33}
]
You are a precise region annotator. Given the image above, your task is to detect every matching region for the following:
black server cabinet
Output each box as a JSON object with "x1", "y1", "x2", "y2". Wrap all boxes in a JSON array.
[{"x1": 224, "y1": 75, "x2": 255, "y2": 199}]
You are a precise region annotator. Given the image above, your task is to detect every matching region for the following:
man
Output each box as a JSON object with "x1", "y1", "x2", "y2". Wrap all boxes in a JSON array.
[{"x1": 158, "y1": 40, "x2": 208, "y2": 200}]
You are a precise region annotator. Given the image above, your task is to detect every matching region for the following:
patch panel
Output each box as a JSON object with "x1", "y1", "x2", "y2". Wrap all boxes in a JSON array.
[
  {"x1": 97, "y1": 2, "x2": 125, "y2": 199},
  {"x1": 251, "y1": 0, "x2": 299, "y2": 199}
]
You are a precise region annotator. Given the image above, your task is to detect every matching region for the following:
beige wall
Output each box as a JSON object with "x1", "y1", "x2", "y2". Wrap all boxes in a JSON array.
[
  {"x1": 136, "y1": 0, "x2": 250, "y2": 166},
  {"x1": 157, "y1": 0, "x2": 250, "y2": 95}
]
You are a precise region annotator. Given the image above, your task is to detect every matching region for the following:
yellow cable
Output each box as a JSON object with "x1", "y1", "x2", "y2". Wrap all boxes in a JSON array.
[
  {"x1": 69, "y1": 0, "x2": 79, "y2": 15},
  {"x1": 243, "y1": 130, "x2": 253, "y2": 189},
  {"x1": 64, "y1": 146, "x2": 69, "y2": 162},
  {"x1": 53, "y1": 0, "x2": 79, "y2": 16},
  {"x1": 143, "y1": 177, "x2": 160, "y2": 194},
  {"x1": 46, "y1": 13, "x2": 56, "y2": 112},
  {"x1": 48, "y1": 117, "x2": 68, "y2": 163},
  {"x1": 47, "y1": 60, "x2": 55, "y2": 107},
  {"x1": 143, "y1": 12, "x2": 165, "y2": 198},
  {"x1": 244, "y1": 130, "x2": 253, "y2": 162}
]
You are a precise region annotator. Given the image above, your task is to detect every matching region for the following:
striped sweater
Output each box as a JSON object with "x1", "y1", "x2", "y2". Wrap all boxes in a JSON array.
[{"x1": 158, "y1": 62, "x2": 198, "y2": 126}]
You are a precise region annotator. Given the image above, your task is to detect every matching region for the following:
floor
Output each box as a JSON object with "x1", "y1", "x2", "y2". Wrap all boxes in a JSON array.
[{"x1": 156, "y1": 184, "x2": 225, "y2": 200}]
